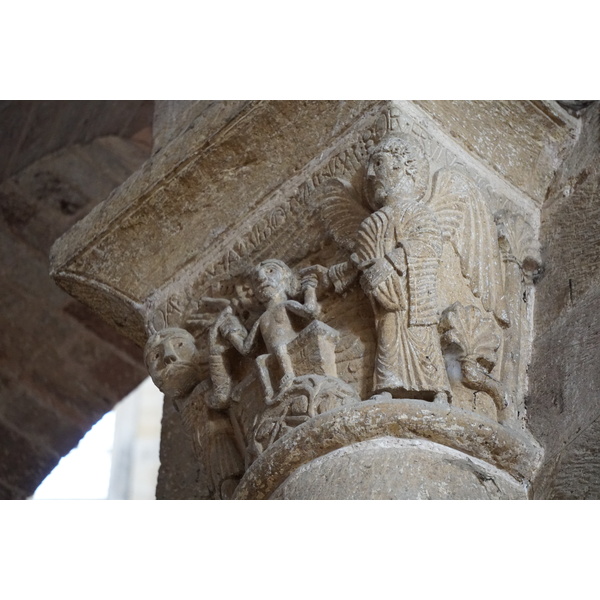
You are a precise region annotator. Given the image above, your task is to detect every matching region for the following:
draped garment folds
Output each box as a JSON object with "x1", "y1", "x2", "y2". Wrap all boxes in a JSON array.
[{"x1": 331, "y1": 199, "x2": 450, "y2": 398}]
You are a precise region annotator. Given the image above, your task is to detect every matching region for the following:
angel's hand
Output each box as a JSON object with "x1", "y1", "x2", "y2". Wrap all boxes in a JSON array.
[
  {"x1": 351, "y1": 253, "x2": 376, "y2": 271},
  {"x1": 360, "y1": 259, "x2": 394, "y2": 292}
]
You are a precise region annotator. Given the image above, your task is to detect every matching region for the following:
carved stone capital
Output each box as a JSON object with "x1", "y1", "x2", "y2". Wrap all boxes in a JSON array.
[{"x1": 49, "y1": 101, "x2": 578, "y2": 499}]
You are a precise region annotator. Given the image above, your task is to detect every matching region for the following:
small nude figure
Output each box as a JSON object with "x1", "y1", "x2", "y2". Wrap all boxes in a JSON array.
[{"x1": 219, "y1": 259, "x2": 318, "y2": 402}]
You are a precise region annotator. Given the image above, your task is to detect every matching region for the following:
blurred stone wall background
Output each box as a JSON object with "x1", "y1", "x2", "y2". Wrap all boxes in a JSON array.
[{"x1": 0, "y1": 101, "x2": 153, "y2": 499}]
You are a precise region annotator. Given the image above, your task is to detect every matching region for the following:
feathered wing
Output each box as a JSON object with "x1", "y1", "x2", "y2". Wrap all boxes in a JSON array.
[
  {"x1": 428, "y1": 169, "x2": 509, "y2": 327},
  {"x1": 317, "y1": 178, "x2": 371, "y2": 254},
  {"x1": 180, "y1": 385, "x2": 244, "y2": 499}
]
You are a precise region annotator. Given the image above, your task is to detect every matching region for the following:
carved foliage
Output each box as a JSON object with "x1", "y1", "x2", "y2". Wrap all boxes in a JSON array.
[
  {"x1": 251, "y1": 374, "x2": 360, "y2": 460},
  {"x1": 439, "y1": 303, "x2": 507, "y2": 417},
  {"x1": 495, "y1": 210, "x2": 542, "y2": 277}
]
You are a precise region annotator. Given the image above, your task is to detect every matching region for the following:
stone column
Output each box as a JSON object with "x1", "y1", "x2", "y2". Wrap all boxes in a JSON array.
[{"x1": 50, "y1": 101, "x2": 578, "y2": 499}]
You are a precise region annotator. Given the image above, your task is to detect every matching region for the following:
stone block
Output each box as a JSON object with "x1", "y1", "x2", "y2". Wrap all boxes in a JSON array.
[
  {"x1": 533, "y1": 414, "x2": 600, "y2": 499},
  {"x1": 414, "y1": 100, "x2": 577, "y2": 205},
  {"x1": 13, "y1": 161, "x2": 92, "y2": 217},
  {"x1": 0, "y1": 228, "x2": 66, "y2": 313},
  {"x1": 0, "y1": 292, "x2": 50, "y2": 371},
  {"x1": 80, "y1": 138, "x2": 146, "y2": 188},
  {"x1": 0, "y1": 101, "x2": 153, "y2": 182},
  {"x1": 0, "y1": 479, "x2": 27, "y2": 500},
  {"x1": 63, "y1": 300, "x2": 144, "y2": 364},
  {"x1": 13, "y1": 203, "x2": 74, "y2": 256},
  {"x1": 527, "y1": 286, "x2": 600, "y2": 463},
  {"x1": 155, "y1": 396, "x2": 211, "y2": 499},
  {"x1": 286, "y1": 320, "x2": 339, "y2": 378},
  {"x1": 152, "y1": 101, "x2": 218, "y2": 153},
  {"x1": 535, "y1": 166, "x2": 600, "y2": 337},
  {"x1": 0, "y1": 101, "x2": 36, "y2": 180},
  {"x1": 26, "y1": 327, "x2": 144, "y2": 424},
  {"x1": 93, "y1": 136, "x2": 150, "y2": 175},
  {"x1": 0, "y1": 181, "x2": 37, "y2": 235}
]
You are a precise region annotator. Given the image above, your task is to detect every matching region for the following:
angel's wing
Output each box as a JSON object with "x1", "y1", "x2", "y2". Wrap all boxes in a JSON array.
[
  {"x1": 317, "y1": 178, "x2": 371, "y2": 253},
  {"x1": 180, "y1": 385, "x2": 244, "y2": 499},
  {"x1": 428, "y1": 169, "x2": 509, "y2": 327}
]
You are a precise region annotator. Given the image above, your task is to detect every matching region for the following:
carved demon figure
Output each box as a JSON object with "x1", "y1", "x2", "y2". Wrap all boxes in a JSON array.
[{"x1": 144, "y1": 327, "x2": 244, "y2": 499}]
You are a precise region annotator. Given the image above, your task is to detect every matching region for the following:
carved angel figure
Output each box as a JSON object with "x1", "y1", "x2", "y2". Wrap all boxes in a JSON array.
[{"x1": 307, "y1": 133, "x2": 508, "y2": 402}]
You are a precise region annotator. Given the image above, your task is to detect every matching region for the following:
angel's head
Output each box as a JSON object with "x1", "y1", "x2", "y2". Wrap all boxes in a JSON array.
[
  {"x1": 144, "y1": 327, "x2": 203, "y2": 397},
  {"x1": 366, "y1": 134, "x2": 429, "y2": 209},
  {"x1": 252, "y1": 259, "x2": 299, "y2": 304}
]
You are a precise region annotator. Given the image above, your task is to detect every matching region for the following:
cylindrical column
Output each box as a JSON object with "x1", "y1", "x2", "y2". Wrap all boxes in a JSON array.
[{"x1": 233, "y1": 399, "x2": 543, "y2": 500}]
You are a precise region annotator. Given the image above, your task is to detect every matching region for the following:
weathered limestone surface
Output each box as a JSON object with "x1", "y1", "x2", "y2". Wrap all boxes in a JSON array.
[
  {"x1": 270, "y1": 438, "x2": 527, "y2": 500},
  {"x1": 234, "y1": 399, "x2": 541, "y2": 500},
  {"x1": 156, "y1": 396, "x2": 212, "y2": 499},
  {"x1": 50, "y1": 101, "x2": 380, "y2": 347},
  {"x1": 528, "y1": 103, "x2": 600, "y2": 499},
  {"x1": 49, "y1": 101, "x2": 585, "y2": 500},
  {"x1": 151, "y1": 101, "x2": 250, "y2": 156},
  {"x1": 413, "y1": 100, "x2": 576, "y2": 206}
]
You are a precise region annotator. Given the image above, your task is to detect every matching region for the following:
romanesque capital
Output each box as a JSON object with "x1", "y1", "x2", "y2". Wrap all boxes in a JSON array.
[{"x1": 52, "y1": 101, "x2": 578, "y2": 499}]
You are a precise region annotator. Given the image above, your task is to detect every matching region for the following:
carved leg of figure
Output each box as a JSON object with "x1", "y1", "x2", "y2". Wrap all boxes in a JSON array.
[
  {"x1": 208, "y1": 353, "x2": 233, "y2": 410},
  {"x1": 256, "y1": 354, "x2": 275, "y2": 405},
  {"x1": 274, "y1": 344, "x2": 295, "y2": 393},
  {"x1": 207, "y1": 313, "x2": 234, "y2": 410}
]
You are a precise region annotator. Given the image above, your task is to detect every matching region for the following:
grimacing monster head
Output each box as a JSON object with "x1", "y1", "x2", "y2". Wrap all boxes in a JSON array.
[{"x1": 144, "y1": 327, "x2": 203, "y2": 397}]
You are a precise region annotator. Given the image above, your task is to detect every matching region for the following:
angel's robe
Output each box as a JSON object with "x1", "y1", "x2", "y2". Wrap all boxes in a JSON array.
[{"x1": 329, "y1": 198, "x2": 450, "y2": 399}]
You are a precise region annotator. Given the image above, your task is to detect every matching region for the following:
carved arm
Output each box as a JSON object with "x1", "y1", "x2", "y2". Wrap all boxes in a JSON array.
[
  {"x1": 219, "y1": 314, "x2": 261, "y2": 356},
  {"x1": 285, "y1": 274, "x2": 320, "y2": 319},
  {"x1": 328, "y1": 260, "x2": 358, "y2": 294}
]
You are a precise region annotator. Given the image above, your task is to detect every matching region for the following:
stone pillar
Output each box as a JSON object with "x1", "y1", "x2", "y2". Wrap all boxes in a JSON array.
[
  {"x1": 527, "y1": 102, "x2": 600, "y2": 499},
  {"x1": 50, "y1": 101, "x2": 578, "y2": 499}
]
